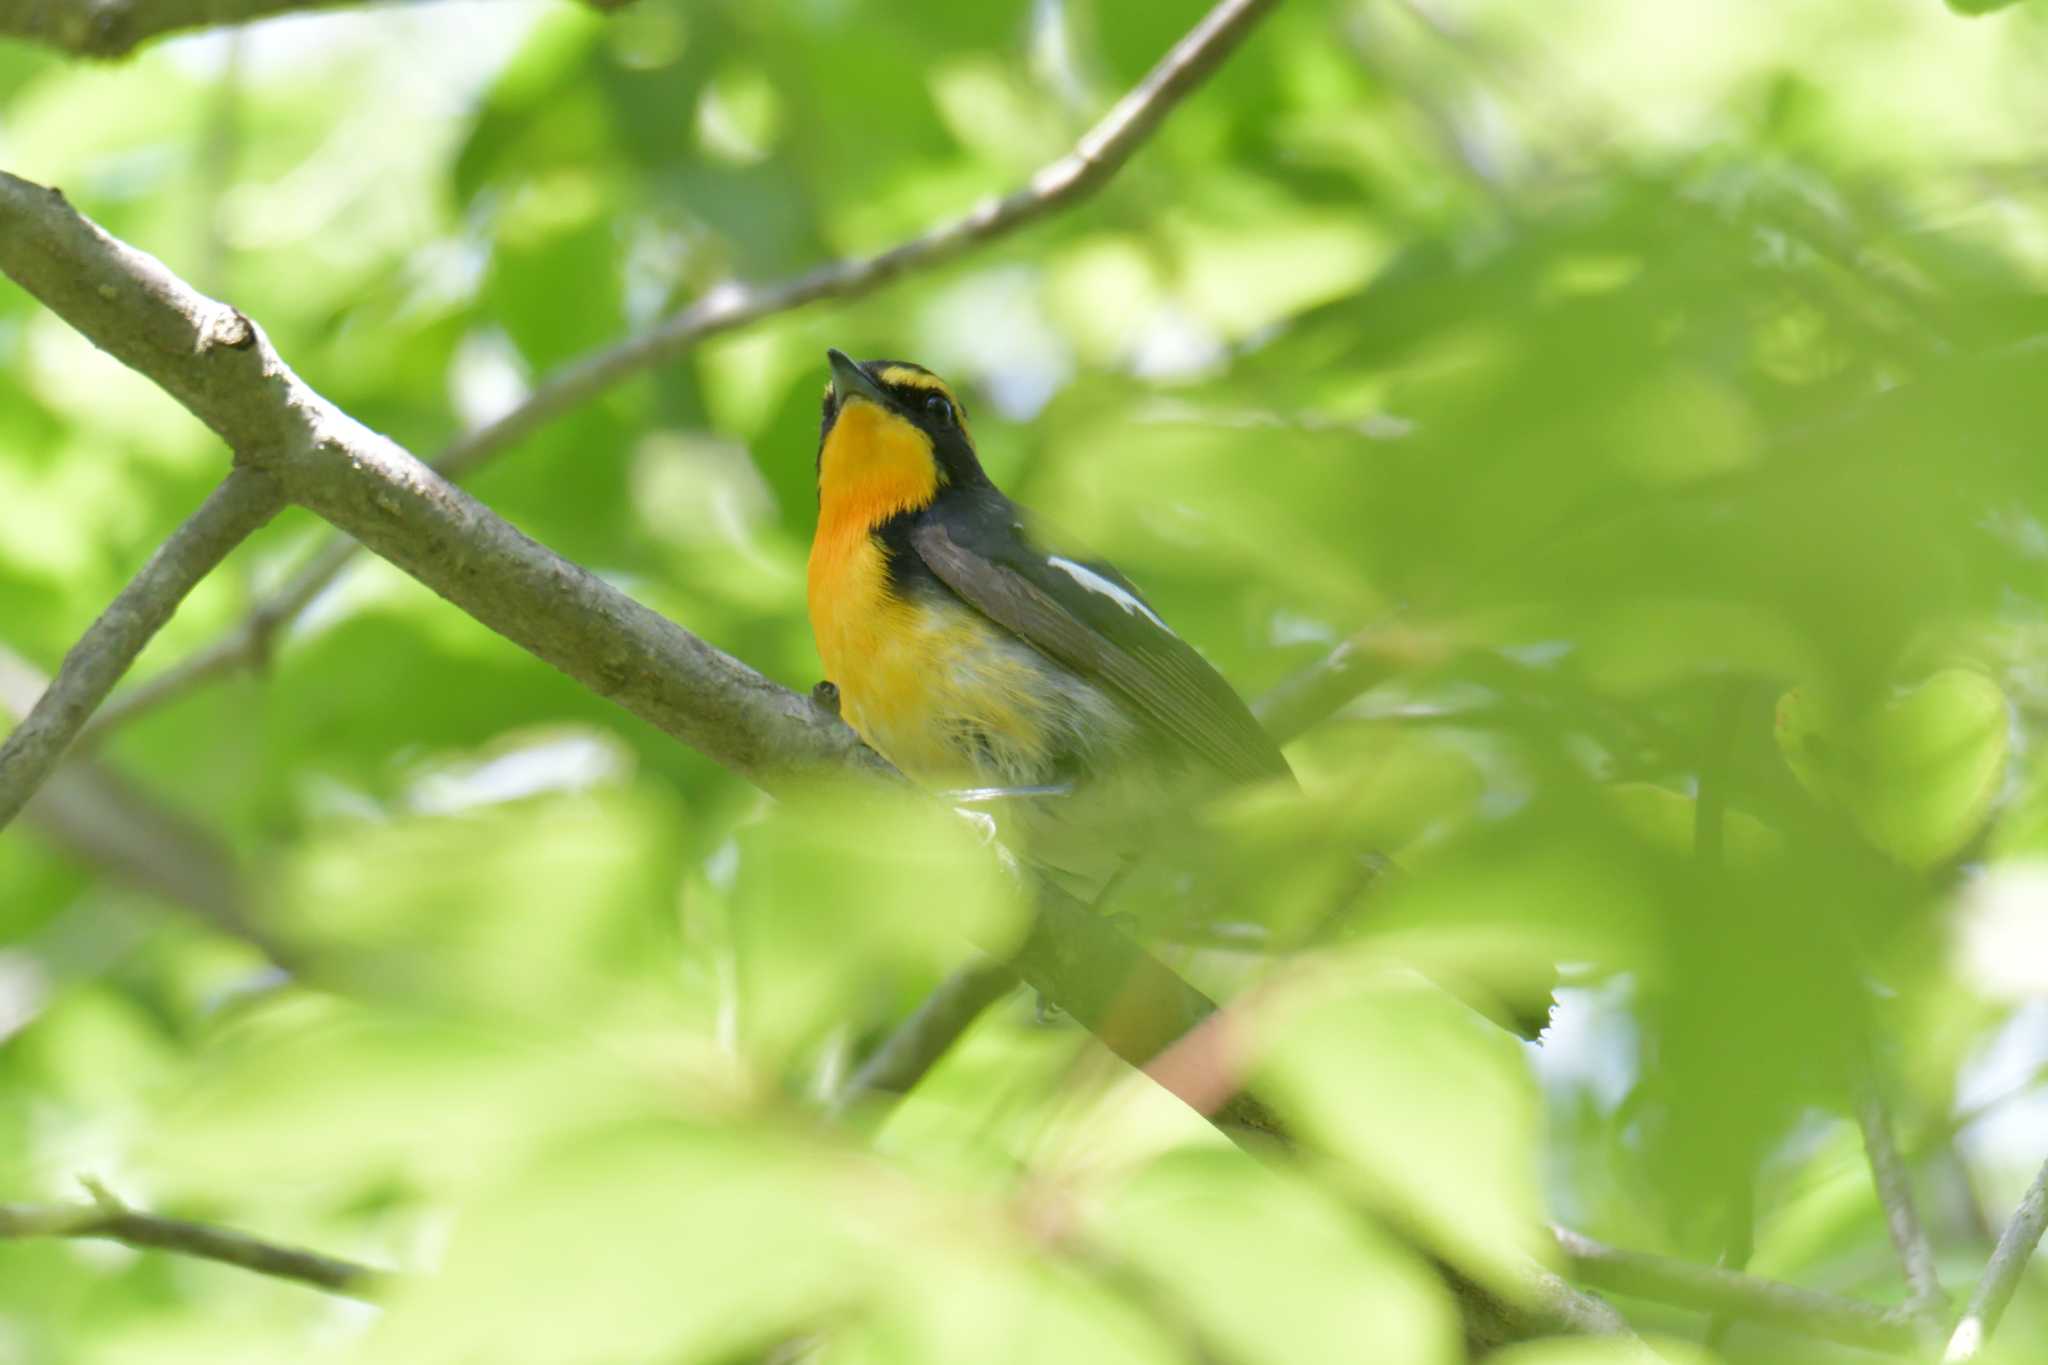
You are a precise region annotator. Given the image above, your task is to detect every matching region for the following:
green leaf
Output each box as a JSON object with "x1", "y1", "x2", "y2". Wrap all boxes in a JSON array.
[
  {"x1": 1097, "y1": 1148, "x2": 1460, "y2": 1365},
  {"x1": 1776, "y1": 668, "x2": 2009, "y2": 869},
  {"x1": 720, "y1": 787, "x2": 1028, "y2": 1072},
  {"x1": 1600, "y1": 782, "x2": 1783, "y2": 867},
  {"x1": 1252, "y1": 963, "x2": 1549, "y2": 1290}
]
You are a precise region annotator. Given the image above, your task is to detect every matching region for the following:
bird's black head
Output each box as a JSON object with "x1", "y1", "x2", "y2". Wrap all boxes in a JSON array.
[{"x1": 816, "y1": 350, "x2": 989, "y2": 509}]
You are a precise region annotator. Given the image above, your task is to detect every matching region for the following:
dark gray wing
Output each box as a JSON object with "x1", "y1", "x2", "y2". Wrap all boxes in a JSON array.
[{"x1": 908, "y1": 510, "x2": 1291, "y2": 785}]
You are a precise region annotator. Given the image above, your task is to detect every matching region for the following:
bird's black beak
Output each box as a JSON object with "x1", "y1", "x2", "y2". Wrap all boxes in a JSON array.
[{"x1": 827, "y1": 348, "x2": 891, "y2": 409}]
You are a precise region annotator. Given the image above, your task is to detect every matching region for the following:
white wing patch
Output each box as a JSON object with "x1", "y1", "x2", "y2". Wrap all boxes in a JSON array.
[{"x1": 1045, "y1": 555, "x2": 1173, "y2": 633}]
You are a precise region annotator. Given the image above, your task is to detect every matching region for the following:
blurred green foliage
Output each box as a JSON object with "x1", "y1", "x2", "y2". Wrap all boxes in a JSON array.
[{"x1": 3, "y1": 0, "x2": 2048, "y2": 1361}]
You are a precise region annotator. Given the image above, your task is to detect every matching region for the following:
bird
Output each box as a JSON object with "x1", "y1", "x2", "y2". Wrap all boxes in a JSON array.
[{"x1": 806, "y1": 348, "x2": 1290, "y2": 898}]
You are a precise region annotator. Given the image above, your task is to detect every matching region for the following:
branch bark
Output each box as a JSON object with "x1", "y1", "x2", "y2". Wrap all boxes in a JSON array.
[
  {"x1": 0, "y1": 1188, "x2": 389, "y2": 1297},
  {"x1": 78, "y1": 534, "x2": 353, "y2": 744},
  {"x1": 0, "y1": 467, "x2": 283, "y2": 830},
  {"x1": 0, "y1": 169, "x2": 884, "y2": 792},
  {"x1": 1944, "y1": 1155, "x2": 2048, "y2": 1362},
  {"x1": 2, "y1": 59, "x2": 1620, "y2": 1352},
  {"x1": 1554, "y1": 1226, "x2": 1921, "y2": 1354},
  {"x1": 1857, "y1": 1083, "x2": 1948, "y2": 1333},
  {"x1": 0, "y1": 0, "x2": 1309, "y2": 1131},
  {"x1": 831, "y1": 957, "x2": 1019, "y2": 1115},
  {"x1": 0, "y1": 0, "x2": 1646, "y2": 1346},
  {"x1": 79, "y1": 0, "x2": 1284, "y2": 742},
  {"x1": 0, "y1": 0, "x2": 365, "y2": 57}
]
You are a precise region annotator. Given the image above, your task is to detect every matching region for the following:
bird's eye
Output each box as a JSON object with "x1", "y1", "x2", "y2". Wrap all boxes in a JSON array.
[{"x1": 922, "y1": 393, "x2": 955, "y2": 425}]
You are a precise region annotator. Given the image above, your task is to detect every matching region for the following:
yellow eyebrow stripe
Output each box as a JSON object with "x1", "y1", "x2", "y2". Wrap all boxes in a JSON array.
[{"x1": 878, "y1": 367, "x2": 957, "y2": 405}]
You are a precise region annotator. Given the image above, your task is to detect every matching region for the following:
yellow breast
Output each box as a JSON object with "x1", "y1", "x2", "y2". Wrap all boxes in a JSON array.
[{"x1": 807, "y1": 527, "x2": 1064, "y2": 786}]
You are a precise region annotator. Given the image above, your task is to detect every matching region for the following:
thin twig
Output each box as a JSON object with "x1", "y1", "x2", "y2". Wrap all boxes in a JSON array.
[
  {"x1": 0, "y1": 644, "x2": 291, "y2": 966},
  {"x1": 0, "y1": 468, "x2": 284, "y2": 831},
  {"x1": 0, "y1": 0, "x2": 1301, "y2": 1123},
  {"x1": 0, "y1": 0, "x2": 1290, "y2": 794},
  {"x1": 942, "y1": 887, "x2": 1637, "y2": 1346},
  {"x1": 1341, "y1": 6, "x2": 1518, "y2": 204},
  {"x1": 1857, "y1": 1083, "x2": 1949, "y2": 1332},
  {"x1": 1944, "y1": 1155, "x2": 2048, "y2": 1362},
  {"x1": 0, "y1": 1187, "x2": 389, "y2": 1298},
  {"x1": 1696, "y1": 679, "x2": 1751, "y2": 1352},
  {"x1": 1250, "y1": 620, "x2": 1450, "y2": 744},
  {"x1": 0, "y1": 4, "x2": 1643, "y2": 1342},
  {"x1": 831, "y1": 958, "x2": 1020, "y2": 1116},
  {"x1": 1923, "y1": 1062, "x2": 2048, "y2": 1154},
  {"x1": 0, "y1": 169, "x2": 885, "y2": 790},
  {"x1": 80, "y1": 0, "x2": 1284, "y2": 741},
  {"x1": 1554, "y1": 1226, "x2": 1921, "y2": 1354},
  {"x1": 76, "y1": 534, "x2": 353, "y2": 746},
  {"x1": 837, "y1": 614, "x2": 1434, "y2": 1116}
]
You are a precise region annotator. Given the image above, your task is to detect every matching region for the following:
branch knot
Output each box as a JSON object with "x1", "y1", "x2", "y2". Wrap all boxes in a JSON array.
[{"x1": 200, "y1": 306, "x2": 254, "y2": 352}]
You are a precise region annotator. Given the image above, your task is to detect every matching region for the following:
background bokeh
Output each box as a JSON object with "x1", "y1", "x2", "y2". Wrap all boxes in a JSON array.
[{"x1": 2, "y1": 0, "x2": 2047, "y2": 1360}]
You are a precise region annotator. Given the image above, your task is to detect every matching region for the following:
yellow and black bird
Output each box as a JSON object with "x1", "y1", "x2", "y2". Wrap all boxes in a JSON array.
[{"x1": 807, "y1": 348, "x2": 1289, "y2": 893}]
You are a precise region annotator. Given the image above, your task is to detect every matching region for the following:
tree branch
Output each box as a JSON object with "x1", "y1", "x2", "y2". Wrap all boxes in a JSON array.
[
  {"x1": 1554, "y1": 1226, "x2": 1921, "y2": 1354},
  {"x1": 835, "y1": 617, "x2": 1431, "y2": 1115},
  {"x1": 77, "y1": 532, "x2": 353, "y2": 745},
  {"x1": 430, "y1": 0, "x2": 1277, "y2": 489},
  {"x1": 1250, "y1": 620, "x2": 1449, "y2": 740},
  {"x1": 0, "y1": 0, "x2": 1312, "y2": 1137},
  {"x1": 0, "y1": 644, "x2": 291, "y2": 966},
  {"x1": 0, "y1": 170, "x2": 885, "y2": 791},
  {"x1": 0, "y1": 0, "x2": 359, "y2": 57},
  {"x1": 0, "y1": 2, "x2": 1641, "y2": 1345},
  {"x1": 1944, "y1": 1155, "x2": 2048, "y2": 1362},
  {"x1": 78, "y1": 0, "x2": 1283, "y2": 742},
  {"x1": 1857, "y1": 1082, "x2": 1948, "y2": 1333},
  {"x1": 831, "y1": 957, "x2": 1019, "y2": 1115},
  {"x1": 0, "y1": 0, "x2": 1301, "y2": 1033},
  {"x1": 0, "y1": 467, "x2": 284, "y2": 830},
  {"x1": 0, "y1": 1187, "x2": 389, "y2": 1298},
  {"x1": 0, "y1": 0, "x2": 630, "y2": 59},
  {"x1": 0, "y1": 162, "x2": 1632, "y2": 1349}
]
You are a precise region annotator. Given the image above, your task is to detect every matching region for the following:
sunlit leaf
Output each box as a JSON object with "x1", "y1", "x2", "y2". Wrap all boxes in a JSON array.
[
  {"x1": 1252, "y1": 961, "x2": 1550, "y2": 1290},
  {"x1": 1777, "y1": 668, "x2": 2010, "y2": 869}
]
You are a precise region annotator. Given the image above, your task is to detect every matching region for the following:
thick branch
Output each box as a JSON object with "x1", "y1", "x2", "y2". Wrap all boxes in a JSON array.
[
  {"x1": 0, "y1": 0, "x2": 366, "y2": 57},
  {"x1": 80, "y1": 0, "x2": 1283, "y2": 740},
  {"x1": 1554, "y1": 1227, "x2": 1921, "y2": 1354},
  {"x1": 0, "y1": 171, "x2": 879, "y2": 791},
  {"x1": 0, "y1": 155, "x2": 1644, "y2": 1351},
  {"x1": 1006, "y1": 884, "x2": 1285, "y2": 1139},
  {"x1": 1944, "y1": 1155, "x2": 2048, "y2": 1362},
  {"x1": 0, "y1": 467, "x2": 283, "y2": 830},
  {"x1": 0, "y1": 1193, "x2": 389, "y2": 1297},
  {"x1": 283, "y1": 414, "x2": 887, "y2": 788},
  {"x1": 0, "y1": 0, "x2": 631, "y2": 59},
  {"x1": 0, "y1": 2, "x2": 1643, "y2": 1346}
]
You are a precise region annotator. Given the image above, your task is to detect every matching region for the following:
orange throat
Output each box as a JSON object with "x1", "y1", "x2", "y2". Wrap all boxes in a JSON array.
[
  {"x1": 812, "y1": 401, "x2": 941, "y2": 544},
  {"x1": 807, "y1": 400, "x2": 943, "y2": 697}
]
